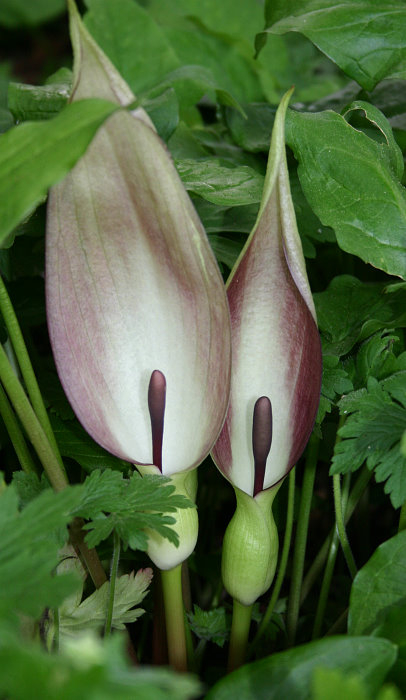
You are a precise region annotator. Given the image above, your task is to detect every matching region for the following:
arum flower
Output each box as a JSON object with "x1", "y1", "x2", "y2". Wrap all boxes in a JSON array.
[
  {"x1": 212, "y1": 89, "x2": 322, "y2": 610},
  {"x1": 46, "y1": 1, "x2": 231, "y2": 571}
]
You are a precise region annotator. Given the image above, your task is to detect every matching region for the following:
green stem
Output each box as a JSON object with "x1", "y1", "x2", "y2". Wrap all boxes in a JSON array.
[
  {"x1": 250, "y1": 468, "x2": 295, "y2": 653},
  {"x1": 286, "y1": 433, "x2": 319, "y2": 646},
  {"x1": 104, "y1": 530, "x2": 120, "y2": 637},
  {"x1": 0, "y1": 276, "x2": 65, "y2": 474},
  {"x1": 228, "y1": 599, "x2": 253, "y2": 672},
  {"x1": 399, "y1": 502, "x2": 406, "y2": 532},
  {"x1": 311, "y1": 530, "x2": 339, "y2": 639},
  {"x1": 312, "y1": 469, "x2": 352, "y2": 640},
  {"x1": 333, "y1": 473, "x2": 357, "y2": 579},
  {"x1": 0, "y1": 383, "x2": 37, "y2": 474},
  {"x1": 161, "y1": 564, "x2": 188, "y2": 672},
  {"x1": 0, "y1": 344, "x2": 67, "y2": 492},
  {"x1": 301, "y1": 466, "x2": 371, "y2": 604},
  {"x1": 52, "y1": 607, "x2": 60, "y2": 653}
]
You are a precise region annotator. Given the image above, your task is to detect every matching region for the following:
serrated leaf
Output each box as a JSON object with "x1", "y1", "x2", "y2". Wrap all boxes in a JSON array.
[
  {"x1": 188, "y1": 605, "x2": 229, "y2": 647},
  {"x1": 73, "y1": 470, "x2": 193, "y2": 551},
  {"x1": 0, "y1": 482, "x2": 82, "y2": 620},
  {"x1": 331, "y1": 375, "x2": 406, "y2": 507},
  {"x1": 317, "y1": 354, "x2": 353, "y2": 423},
  {"x1": 59, "y1": 569, "x2": 152, "y2": 637}
]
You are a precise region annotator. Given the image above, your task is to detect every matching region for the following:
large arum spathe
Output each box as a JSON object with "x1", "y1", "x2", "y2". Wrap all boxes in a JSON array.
[
  {"x1": 212, "y1": 90, "x2": 322, "y2": 606},
  {"x1": 46, "y1": 1, "x2": 231, "y2": 568}
]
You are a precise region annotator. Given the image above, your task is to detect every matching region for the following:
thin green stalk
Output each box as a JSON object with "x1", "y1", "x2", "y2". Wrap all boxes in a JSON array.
[
  {"x1": 0, "y1": 276, "x2": 65, "y2": 474},
  {"x1": 399, "y1": 502, "x2": 406, "y2": 532},
  {"x1": 333, "y1": 473, "x2": 357, "y2": 579},
  {"x1": 286, "y1": 433, "x2": 319, "y2": 646},
  {"x1": 53, "y1": 608, "x2": 60, "y2": 652},
  {"x1": 301, "y1": 466, "x2": 371, "y2": 604},
  {"x1": 249, "y1": 468, "x2": 295, "y2": 653},
  {"x1": 104, "y1": 530, "x2": 120, "y2": 637},
  {"x1": 228, "y1": 600, "x2": 253, "y2": 672},
  {"x1": 312, "y1": 470, "x2": 352, "y2": 639},
  {"x1": 0, "y1": 383, "x2": 37, "y2": 474},
  {"x1": 311, "y1": 530, "x2": 339, "y2": 639},
  {"x1": 0, "y1": 344, "x2": 68, "y2": 492},
  {"x1": 161, "y1": 564, "x2": 188, "y2": 672}
]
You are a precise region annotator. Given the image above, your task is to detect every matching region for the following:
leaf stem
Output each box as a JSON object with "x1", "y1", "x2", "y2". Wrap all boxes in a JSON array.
[
  {"x1": 0, "y1": 275, "x2": 66, "y2": 474},
  {"x1": 398, "y1": 502, "x2": 406, "y2": 532},
  {"x1": 161, "y1": 564, "x2": 188, "y2": 672},
  {"x1": 104, "y1": 529, "x2": 120, "y2": 637},
  {"x1": 249, "y1": 468, "x2": 295, "y2": 653},
  {"x1": 0, "y1": 343, "x2": 68, "y2": 491},
  {"x1": 301, "y1": 466, "x2": 371, "y2": 604},
  {"x1": 333, "y1": 473, "x2": 357, "y2": 579},
  {"x1": 228, "y1": 599, "x2": 253, "y2": 672},
  {"x1": 286, "y1": 433, "x2": 319, "y2": 646},
  {"x1": 0, "y1": 383, "x2": 37, "y2": 474},
  {"x1": 311, "y1": 529, "x2": 338, "y2": 639}
]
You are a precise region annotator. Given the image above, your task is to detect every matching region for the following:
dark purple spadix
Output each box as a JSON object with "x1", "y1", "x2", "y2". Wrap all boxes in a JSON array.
[
  {"x1": 148, "y1": 369, "x2": 166, "y2": 472},
  {"x1": 252, "y1": 396, "x2": 273, "y2": 496}
]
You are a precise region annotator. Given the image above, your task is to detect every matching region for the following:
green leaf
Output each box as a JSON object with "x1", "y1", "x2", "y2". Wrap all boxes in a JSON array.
[
  {"x1": 314, "y1": 276, "x2": 406, "y2": 356},
  {"x1": 205, "y1": 636, "x2": 397, "y2": 700},
  {"x1": 331, "y1": 375, "x2": 406, "y2": 508},
  {"x1": 187, "y1": 605, "x2": 229, "y2": 647},
  {"x1": 84, "y1": 0, "x2": 180, "y2": 96},
  {"x1": 263, "y1": 0, "x2": 406, "y2": 91},
  {"x1": 50, "y1": 415, "x2": 128, "y2": 473},
  {"x1": 311, "y1": 668, "x2": 370, "y2": 700},
  {"x1": 349, "y1": 529, "x2": 406, "y2": 636},
  {"x1": 317, "y1": 354, "x2": 353, "y2": 423},
  {"x1": 286, "y1": 110, "x2": 406, "y2": 278},
  {"x1": 0, "y1": 628, "x2": 202, "y2": 700},
  {"x1": 342, "y1": 101, "x2": 404, "y2": 180},
  {"x1": 0, "y1": 0, "x2": 66, "y2": 27},
  {"x1": 176, "y1": 158, "x2": 264, "y2": 205},
  {"x1": 73, "y1": 470, "x2": 193, "y2": 551},
  {"x1": 58, "y1": 569, "x2": 153, "y2": 637},
  {"x1": 0, "y1": 98, "x2": 119, "y2": 245},
  {"x1": 8, "y1": 80, "x2": 71, "y2": 122},
  {"x1": 0, "y1": 480, "x2": 81, "y2": 621}
]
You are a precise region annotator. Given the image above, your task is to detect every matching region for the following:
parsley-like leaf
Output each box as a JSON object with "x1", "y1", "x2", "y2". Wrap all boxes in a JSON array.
[{"x1": 331, "y1": 374, "x2": 406, "y2": 507}]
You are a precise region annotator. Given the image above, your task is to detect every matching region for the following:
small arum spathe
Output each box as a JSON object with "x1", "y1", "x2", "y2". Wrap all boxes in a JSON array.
[
  {"x1": 212, "y1": 89, "x2": 322, "y2": 605},
  {"x1": 46, "y1": 1, "x2": 231, "y2": 569}
]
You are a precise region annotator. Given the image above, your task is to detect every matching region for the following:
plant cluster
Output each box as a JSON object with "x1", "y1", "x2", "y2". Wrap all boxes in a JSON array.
[{"x1": 1, "y1": 1, "x2": 406, "y2": 698}]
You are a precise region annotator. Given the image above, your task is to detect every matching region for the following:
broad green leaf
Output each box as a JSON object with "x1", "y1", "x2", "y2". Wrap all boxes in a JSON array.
[
  {"x1": 349, "y1": 529, "x2": 406, "y2": 636},
  {"x1": 206, "y1": 636, "x2": 396, "y2": 700},
  {"x1": 84, "y1": 0, "x2": 180, "y2": 95},
  {"x1": 0, "y1": 628, "x2": 202, "y2": 700},
  {"x1": 0, "y1": 0, "x2": 65, "y2": 27},
  {"x1": 50, "y1": 415, "x2": 129, "y2": 473},
  {"x1": 0, "y1": 98, "x2": 119, "y2": 245},
  {"x1": 263, "y1": 0, "x2": 406, "y2": 91},
  {"x1": 176, "y1": 158, "x2": 264, "y2": 206},
  {"x1": 286, "y1": 109, "x2": 406, "y2": 278},
  {"x1": 314, "y1": 277, "x2": 406, "y2": 357},
  {"x1": 8, "y1": 81, "x2": 70, "y2": 122},
  {"x1": 342, "y1": 101, "x2": 404, "y2": 180},
  {"x1": 311, "y1": 668, "x2": 369, "y2": 700}
]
